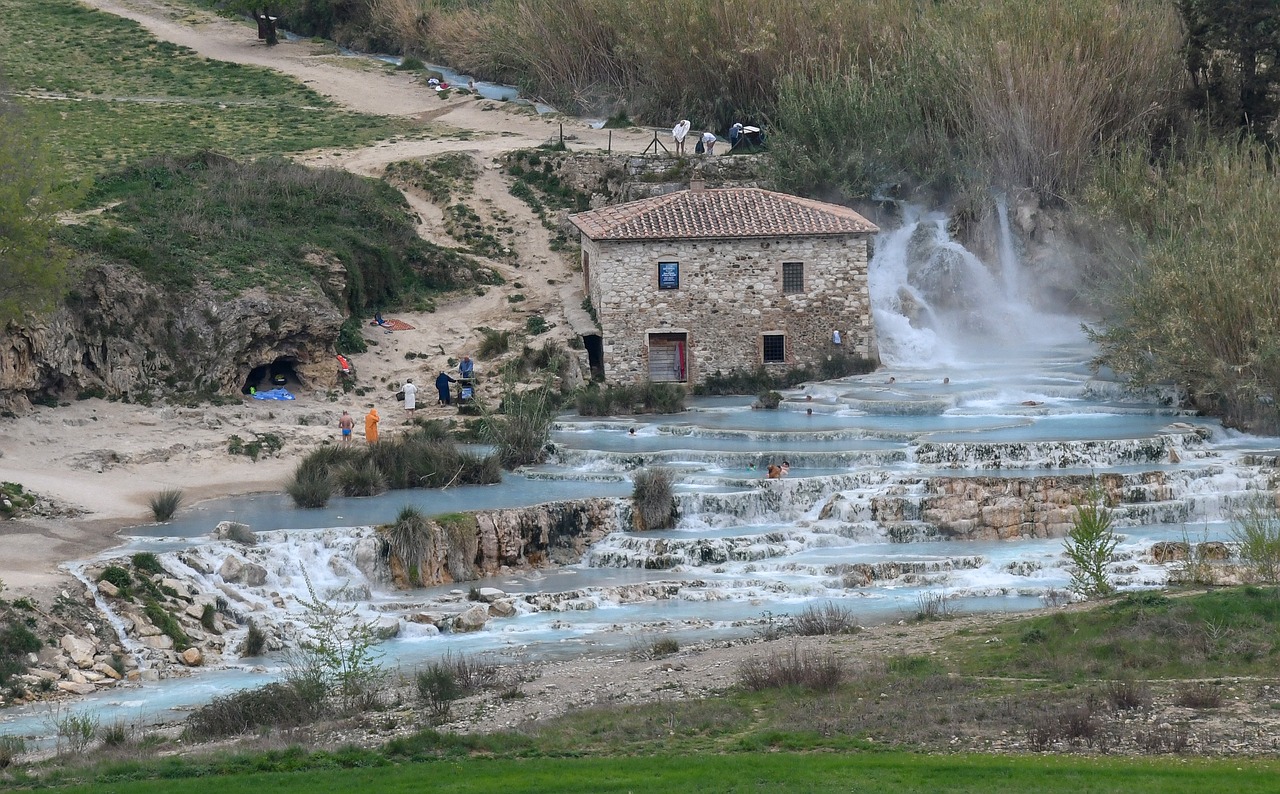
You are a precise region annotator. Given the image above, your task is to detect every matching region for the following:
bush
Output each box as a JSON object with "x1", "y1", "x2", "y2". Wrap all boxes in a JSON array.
[
  {"x1": 482, "y1": 385, "x2": 556, "y2": 468},
  {"x1": 385, "y1": 507, "x2": 434, "y2": 587},
  {"x1": 98, "y1": 565, "x2": 132, "y2": 595},
  {"x1": 148, "y1": 488, "x2": 183, "y2": 521},
  {"x1": 0, "y1": 620, "x2": 41, "y2": 686},
  {"x1": 396, "y1": 55, "x2": 426, "y2": 71},
  {"x1": 755, "y1": 390, "x2": 782, "y2": 409},
  {"x1": 1230, "y1": 497, "x2": 1280, "y2": 585},
  {"x1": 185, "y1": 680, "x2": 326, "y2": 739},
  {"x1": 131, "y1": 552, "x2": 165, "y2": 575},
  {"x1": 0, "y1": 735, "x2": 25, "y2": 769},
  {"x1": 1064, "y1": 487, "x2": 1119, "y2": 598},
  {"x1": 737, "y1": 646, "x2": 843, "y2": 692},
  {"x1": 477, "y1": 327, "x2": 510, "y2": 359},
  {"x1": 54, "y1": 711, "x2": 99, "y2": 755},
  {"x1": 1104, "y1": 678, "x2": 1152, "y2": 711},
  {"x1": 791, "y1": 602, "x2": 859, "y2": 636},
  {"x1": 417, "y1": 663, "x2": 462, "y2": 723},
  {"x1": 239, "y1": 619, "x2": 267, "y2": 657},
  {"x1": 576, "y1": 382, "x2": 685, "y2": 416},
  {"x1": 143, "y1": 599, "x2": 190, "y2": 650},
  {"x1": 337, "y1": 316, "x2": 369, "y2": 355},
  {"x1": 334, "y1": 459, "x2": 388, "y2": 497},
  {"x1": 286, "y1": 463, "x2": 334, "y2": 508},
  {"x1": 631, "y1": 467, "x2": 677, "y2": 531},
  {"x1": 525, "y1": 315, "x2": 552, "y2": 335}
]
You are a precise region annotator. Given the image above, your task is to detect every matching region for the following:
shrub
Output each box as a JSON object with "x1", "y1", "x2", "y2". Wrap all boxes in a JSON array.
[
  {"x1": 525, "y1": 315, "x2": 552, "y2": 335},
  {"x1": 482, "y1": 385, "x2": 556, "y2": 468},
  {"x1": 737, "y1": 646, "x2": 843, "y2": 692},
  {"x1": 417, "y1": 663, "x2": 462, "y2": 723},
  {"x1": 1104, "y1": 678, "x2": 1152, "y2": 711},
  {"x1": 791, "y1": 602, "x2": 859, "y2": 636},
  {"x1": 200, "y1": 603, "x2": 219, "y2": 633},
  {"x1": 631, "y1": 467, "x2": 677, "y2": 531},
  {"x1": 131, "y1": 552, "x2": 165, "y2": 575},
  {"x1": 1064, "y1": 487, "x2": 1119, "y2": 598},
  {"x1": 649, "y1": 637, "x2": 679, "y2": 657},
  {"x1": 220, "y1": 522, "x2": 258, "y2": 546},
  {"x1": 0, "y1": 735, "x2": 25, "y2": 769},
  {"x1": 437, "y1": 513, "x2": 480, "y2": 582},
  {"x1": 286, "y1": 463, "x2": 334, "y2": 508},
  {"x1": 185, "y1": 680, "x2": 325, "y2": 739},
  {"x1": 915, "y1": 590, "x2": 951, "y2": 621},
  {"x1": 1229, "y1": 497, "x2": 1280, "y2": 585},
  {"x1": 98, "y1": 719, "x2": 131, "y2": 747},
  {"x1": 576, "y1": 382, "x2": 685, "y2": 416},
  {"x1": 385, "y1": 507, "x2": 434, "y2": 587},
  {"x1": 396, "y1": 55, "x2": 426, "y2": 71},
  {"x1": 148, "y1": 488, "x2": 183, "y2": 521},
  {"x1": 755, "y1": 390, "x2": 782, "y2": 409},
  {"x1": 0, "y1": 620, "x2": 41, "y2": 686},
  {"x1": 477, "y1": 327, "x2": 510, "y2": 359},
  {"x1": 143, "y1": 599, "x2": 190, "y2": 650},
  {"x1": 54, "y1": 711, "x2": 99, "y2": 755},
  {"x1": 336, "y1": 316, "x2": 368, "y2": 354},
  {"x1": 334, "y1": 459, "x2": 388, "y2": 497},
  {"x1": 99, "y1": 565, "x2": 132, "y2": 595},
  {"x1": 238, "y1": 619, "x2": 267, "y2": 657},
  {"x1": 1175, "y1": 682, "x2": 1223, "y2": 708}
]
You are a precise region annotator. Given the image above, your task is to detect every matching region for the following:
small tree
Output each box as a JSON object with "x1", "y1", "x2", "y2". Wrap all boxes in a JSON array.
[
  {"x1": 289, "y1": 572, "x2": 384, "y2": 714},
  {"x1": 1230, "y1": 496, "x2": 1280, "y2": 585},
  {"x1": 1064, "y1": 487, "x2": 1119, "y2": 598}
]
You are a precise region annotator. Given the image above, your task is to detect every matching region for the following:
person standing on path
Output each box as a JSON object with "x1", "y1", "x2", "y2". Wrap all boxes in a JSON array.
[
  {"x1": 364, "y1": 407, "x2": 380, "y2": 443},
  {"x1": 435, "y1": 371, "x2": 456, "y2": 405},
  {"x1": 338, "y1": 410, "x2": 355, "y2": 442},
  {"x1": 403, "y1": 378, "x2": 417, "y2": 418}
]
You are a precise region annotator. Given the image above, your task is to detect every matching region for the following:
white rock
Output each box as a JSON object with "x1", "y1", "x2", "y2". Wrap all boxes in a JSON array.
[
  {"x1": 60, "y1": 635, "x2": 96, "y2": 669},
  {"x1": 139, "y1": 635, "x2": 174, "y2": 650},
  {"x1": 57, "y1": 681, "x2": 96, "y2": 696},
  {"x1": 181, "y1": 648, "x2": 203, "y2": 666},
  {"x1": 98, "y1": 580, "x2": 120, "y2": 598},
  {"x1": 454, "y1": 604, "x2": 489, "y2": 632},
  {"x1": 477, "y1": 587, "x2": 506, "y2": 603}
]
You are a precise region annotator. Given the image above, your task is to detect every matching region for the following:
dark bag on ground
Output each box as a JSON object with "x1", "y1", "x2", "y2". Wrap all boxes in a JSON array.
[
  {"x1": 395, "y1": 390, "x2": 405, "y2": 401},
  {"x1": 694, "y1": 138, "x2": 705, "y2": 154}
]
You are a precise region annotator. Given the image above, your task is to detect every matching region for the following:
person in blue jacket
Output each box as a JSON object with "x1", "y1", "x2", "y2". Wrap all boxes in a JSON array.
[{"x1": 435, "y1": 371, "x2": 456, "y2": 405}]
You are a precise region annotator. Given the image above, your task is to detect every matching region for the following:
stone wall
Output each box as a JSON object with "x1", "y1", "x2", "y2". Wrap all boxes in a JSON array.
[{"x1": 584, "y1": 234, "x2": 874, "y2": 383}]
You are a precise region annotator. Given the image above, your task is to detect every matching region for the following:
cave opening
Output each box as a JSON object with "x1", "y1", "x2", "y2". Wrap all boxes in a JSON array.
[{"x1": 242, "y1": 357, "x2": 300, "y2": 394}]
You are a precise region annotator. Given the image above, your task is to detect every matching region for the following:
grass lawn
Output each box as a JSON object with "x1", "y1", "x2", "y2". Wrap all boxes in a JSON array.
[
  {"x1": 0, "y1": 0, "x2": 412, "y2": 175},
  {"x1": 49, "y1": 752, "x2": 1280, "y2": 793}
]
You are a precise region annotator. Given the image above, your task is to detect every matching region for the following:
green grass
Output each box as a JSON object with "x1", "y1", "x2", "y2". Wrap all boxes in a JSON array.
[
  {"x1": 947, "y1": 588, "x2": 1280, "y2": 680},
  {"x1": 0, "y1": 0, "x2": 411, "y2": 175},
  {"x1": 39, "y1": 751, "x2": 1280, "y2": 793}
]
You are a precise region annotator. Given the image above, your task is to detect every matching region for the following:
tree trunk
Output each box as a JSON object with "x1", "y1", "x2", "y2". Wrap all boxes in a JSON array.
[{"x1": 254, "y1": 12, "x2": 279, "y2": 46}]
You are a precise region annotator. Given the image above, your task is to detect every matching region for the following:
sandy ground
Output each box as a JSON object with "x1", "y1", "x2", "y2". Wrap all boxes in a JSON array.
[{"x1": 1, "y1": 0, "x2": 664, "y2": 597}]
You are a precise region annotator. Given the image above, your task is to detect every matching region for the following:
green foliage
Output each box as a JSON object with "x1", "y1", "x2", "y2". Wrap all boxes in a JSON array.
[
  {"x1": 291, "y1": 572, "x2": 385, "y2": 714},
  {"x1": 631, "y1": 467, "x2": 677, "y2": 531},
  {"x1": 99, "y1": 565, "x2": 133, "y2": 597},
  {"x1": 478, "y1": 327, "x2": 511, "y2": 359},
  {"x1": 384, "y1": 153, "x2": 480, "y2": 205},
  {"x1": 185, "y1": 680, "x2": 326, "y2": 740},
  {"x1": 481, "y1": 384, "x2": 557, "y2": 468},
  {"x1": 755, "y1": 391, "x2": 782, "y2": 409},
  {"x1": 384, "y1": 506, "x2": 434, "y2": 587},
  {"x1": 525, "y1": 315, "x2": 552, "y2": 335},
  {"x1": 1087, "y1": 133, "x2": 1280, "y2": 432},
  {"x1": 0, "y1": 617, "x2": 41, "y2": 686},
  {"x1": 148, "y1": 488, "x2": 183, "y2": 521},
  {"x1": 0, "y1": 0, "x2": 408, "y2": 176},
  {"x1": 575, "y1": 382, "x2": 686, "y2": 416},
  {"x1": 1230, "y1": 496, "x2": 1280, "y2": 585},
  {"x1": 131, "y1": 552, "x2": 165, "y2": 575},
  {"x1": 143, "y1": 598, "x2": 190, "y2": 651},
  {"x1": 337, "y1": 317, "x2": 369, "y2": 355},
  {"x1": 950, "y1": 587, "x2": 1280, "y2": 680},
  {"x1": 286, "y1": 462, "x2": 335, "y2": 509},
  {"x1": 238, "y1": 619, "x2": 267, "y2": 657},
  {"x1": 695, "y1": 356, "x2": 875, "y2": 396},
  {"x1": 0, "y1": 483, "x2": 37, "y2": 519},
  {"x1": 1177, "y1": 0, "x2": 1280, "y2": 138},
  {"x1": 0, "y1": 97, "x2": 72, "y2": 325},
  {"x1": 737, "y1": 646, "x2": 844, "y2": 692},
  {"x1": 66, "y1": 154, "x2": 487, "y2": 314},
  {"x1": 227, "y1": 431, "x2": 284, "y2": 461},
  {"x1": 1063, "y1": 487, "x2": 1118, "y2": 598}
]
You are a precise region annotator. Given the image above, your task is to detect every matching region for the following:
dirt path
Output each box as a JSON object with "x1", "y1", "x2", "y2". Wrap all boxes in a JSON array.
[{"x1": 0, "y1": 0, "x2": 666, "y2": 594}]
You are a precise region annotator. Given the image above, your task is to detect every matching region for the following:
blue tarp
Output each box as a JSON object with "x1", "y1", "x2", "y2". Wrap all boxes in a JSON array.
[{"x1": 251, "y1": 388, "x2": 295, "y2": 401}]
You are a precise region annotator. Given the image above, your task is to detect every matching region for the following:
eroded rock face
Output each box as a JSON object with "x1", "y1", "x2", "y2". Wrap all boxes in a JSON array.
[
  {"x1": 382, "y1": 498, "x2": 620, "y2": 588},
  {"x1": 0, "y1": 261, "x2": 345, "y2": 411}
]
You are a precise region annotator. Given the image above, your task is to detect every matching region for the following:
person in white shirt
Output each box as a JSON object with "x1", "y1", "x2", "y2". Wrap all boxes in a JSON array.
[
  {"x1": 403, "y1": 379, "x2": 417, "y2": 417},
  {"x1": 702, "y1": 131, "x2": 717, "y2": 156}
]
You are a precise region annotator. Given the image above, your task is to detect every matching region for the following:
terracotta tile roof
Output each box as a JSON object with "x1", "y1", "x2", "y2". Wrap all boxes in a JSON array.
[{"x1": 569, "y1": 187, "x2": 878, "y2": 241}]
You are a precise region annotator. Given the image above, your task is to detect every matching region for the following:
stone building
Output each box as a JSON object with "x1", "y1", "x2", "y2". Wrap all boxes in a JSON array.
[{"x1": 568, "y1": 183, "x2": 879, "y2": 384}]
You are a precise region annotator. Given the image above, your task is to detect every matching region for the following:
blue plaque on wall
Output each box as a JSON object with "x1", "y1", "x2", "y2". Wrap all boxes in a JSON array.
[{"x1": 658, "y1": 262, "x2": 679, "y2": 290}]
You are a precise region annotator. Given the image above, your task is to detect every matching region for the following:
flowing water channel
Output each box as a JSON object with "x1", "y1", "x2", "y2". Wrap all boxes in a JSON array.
[{"x1": 7, "y1": 203, "x2": 1280, "y2": 736}]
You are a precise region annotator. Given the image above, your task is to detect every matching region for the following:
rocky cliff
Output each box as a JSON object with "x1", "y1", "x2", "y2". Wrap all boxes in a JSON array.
[{"x1": 0, "y1": 259, "x2": 345, "y2": 412}]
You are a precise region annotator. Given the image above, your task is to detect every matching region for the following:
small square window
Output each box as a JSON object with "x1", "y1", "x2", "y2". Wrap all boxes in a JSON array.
[
  {"x1": 762, "y1": 334, "x2": 785, "y2": 363},
  {"x1": 782, "y1": 262, "x2": 804, "y2": 294},
  {"x1": 658, "y1": 262, "x2": 679, "y2": 290}
]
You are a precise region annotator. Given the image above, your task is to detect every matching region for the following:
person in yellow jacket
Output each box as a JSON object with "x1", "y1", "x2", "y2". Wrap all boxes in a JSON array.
[{"x1": 364, "y1": 407, "x2": 380, "y2": 443}]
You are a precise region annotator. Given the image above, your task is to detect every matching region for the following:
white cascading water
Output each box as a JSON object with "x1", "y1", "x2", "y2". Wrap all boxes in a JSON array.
[
  {"x1": 869, "y1": 202, "x2": 1082, "y2": 368},
  {"x1": 10, "y1": 201, "x2": 1280, "y2": 740}
]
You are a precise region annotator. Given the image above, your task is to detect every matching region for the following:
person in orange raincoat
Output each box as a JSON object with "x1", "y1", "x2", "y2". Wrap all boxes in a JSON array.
[{"x1": 364, "y1": 407, "x2": 380, "y2": 443}]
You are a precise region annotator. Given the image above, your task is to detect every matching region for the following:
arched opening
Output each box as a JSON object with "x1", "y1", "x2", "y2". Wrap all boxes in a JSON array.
[
  {"x1": 583, "y1": 334, "x2": 604, "y2": 380},
  {"x1": 242, "y1": 357, "x2": 300, "y2": 394}
]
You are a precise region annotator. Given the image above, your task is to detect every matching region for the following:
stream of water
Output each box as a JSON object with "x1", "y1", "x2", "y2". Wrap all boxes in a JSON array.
[{"x1": 6, "y1": 203, "x2": 1278, "y2": 738}]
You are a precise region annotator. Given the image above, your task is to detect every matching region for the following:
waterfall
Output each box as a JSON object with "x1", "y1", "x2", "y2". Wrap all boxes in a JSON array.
[{"x1": 869, "y1": 203, "x2": 1083, "y2": 368}]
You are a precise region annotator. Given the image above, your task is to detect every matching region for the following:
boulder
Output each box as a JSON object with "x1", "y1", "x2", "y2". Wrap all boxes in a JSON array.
[
  {"x1": 60, "y1": 635, "x2": 96, "y2": 669},
  {"x1": 98, "y1": 580, "x2": 120, "y2": 598},
  {"x1": 93, "y1": 662, "x2": 123, "y2": 681},
  {"x1": 185, "y1": 604, "x2": 208, "y2": 620},
  {"x1": 180, "y1": 647, "x2": 203, "y2": 666},
  {"x1": 488, "y1": 599, "x2": 517, "y2": 618},
  {"x1": 57, "y1": 681, "x2": 96, "y2": 696},
  {"x1": 453, "y1": 604, "x2": 489, "y2": 632},
  {"x1": 1150, "y1": 541, "x2": 1189, "y2": 564},
  {"x1": 212, "y1": 521, "x2": 256, "y2": 545},
  {"x1": 219, "y1": 556, "x2": 268, "y2": 586},
  {"x1": 373, "y1": 617, "x2": 401, "y2": 639},
  {"x1": 139, "y1": 635, "x2": 174, "y2": 650},
  {"x1": 477, "y1": 587, "x2": 506, "y2": 603}
]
